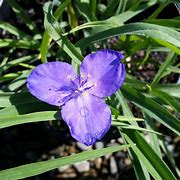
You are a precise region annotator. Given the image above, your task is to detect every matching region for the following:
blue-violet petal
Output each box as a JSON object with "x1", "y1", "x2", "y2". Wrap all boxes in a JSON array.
[
  {"x1": 61, "y1": 93, "x2": 111, "y2": 146},
  {"x1": 80, "y1": 49, "x2": 125, "y2": 98},
  {"x1": 27, "y1": 62, "x2": 77, "y2": 106}
]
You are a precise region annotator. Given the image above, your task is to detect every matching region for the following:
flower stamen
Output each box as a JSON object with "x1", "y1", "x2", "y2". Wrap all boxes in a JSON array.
[
  {"x1": 81, "y1": 73, "x2": 85, "y2": 78},
  {"x1": 67, "y1": 75, "x2": 72, "y2": 79}
]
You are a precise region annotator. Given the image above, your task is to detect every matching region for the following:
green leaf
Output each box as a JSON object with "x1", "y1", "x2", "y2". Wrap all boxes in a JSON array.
[
  {"x1": 0, "y1": 145, "x2": 132, "y2": 180},
  {"x1": 0, "y1": 21, "x2": 32, "y2": 38},
  {"x1": 122, "y1": 129, "x2": 176, "y2": 180},
  {"x1": 43, "y1": 2, "x2": 83, "y2": 65},
  {"x1": 74, "y1": 0, "x2": 96, "y2": 21},
  {"x1": 4, "y1": 70, "x2": 30, "y2": 91},
  {"x1": 90, "y1": 0, "x2": 97, "y2": 20},
  {"x1": 0, "y1": 101, "x2": 56, "y2": 118},
  {"x1": 64, "y1": 1, "x2": 158, "y2": 36},
  {"x1": 0, "y1": 105, "x2": 144, "y2": 129},
  {"x1": 145, "y1": 18, "x2": 180, "y2": 30},
  {"x1": 125, "y1": 74, "x2": 146, "y2": 90},
  {"x1": 76, "y1": 23, "x2": 180, "y2": 49},
  {"x1": 112, "y1": 115, "x2": 144, "y2": 122},
  {"x1": 115, "y1": 91, "x2": 150, "y2": 180},
  {"x1": 40, "y1": 0, "x2": 71, "y2": 62},
  {"x1": 115, "y1": 0, "x2": 128, "y2": 14},
  {"x1": 160, "y1": 139, "x2": 180, "y2": 177},
  {"x1": 154, "y1": 84, "x2": 180, "y2": 98},
  {"x1": 0, "y1": 55, "x2": 38, "y2": 73},
  {"x1": 101, "y1": 0, "x2": 119, "y2": 19},
  {"x1": 0, "y1": 92, "x2": 37, "y2": 108},
  {"x1": 121, "y1": 85, "x2": 180, "y2": 135},
  {"x1": 0, "y1": 73, "x2": 19, "y2": 83},
  {"x1": 147, "y1": 0, "x2": 168, "y2": 19},
  {"x1": 112, "y1": 122, "x2": 162, "y2": 135},
  {"x1": 0, "y1": 39, "x2": 39, "y2": 49},
  {"x1": 143, "y1": 112, "x2": 162, "y2": 158},
  {"x1": 0, "y1": 111, "x2": 58, "y2": 129},
  {"x1": 6, "y1": 0, "x2": 39, "y2": 33},
  {"x1": 151, "y1": 52, "x2": 176, "y2": 85},
  {"x1": 152, "y1": 38, "x2": 180, "y2": 55},
  {"x1": 151, "y1": 89, "x2": 180, "y2": 112},
  {"x1": 116, "y1": 92, "x2": 175, "y2": 179},
  {"x1": 115, "y1": 90, "x2": 134, "y2": 117}
]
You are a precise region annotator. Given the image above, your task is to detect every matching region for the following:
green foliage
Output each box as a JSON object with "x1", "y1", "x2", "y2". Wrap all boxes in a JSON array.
[
  {"x1": 0, "y1": 0, "x2": 179, "y2": 179},
  {"x1": 0, "y1": 145, "x2": 132, "y2": 179}
]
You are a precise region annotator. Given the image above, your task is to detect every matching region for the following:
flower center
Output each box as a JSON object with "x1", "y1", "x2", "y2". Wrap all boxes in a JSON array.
[{"x1": 68, "y1": 74, "x2": 95, "y2": 96}]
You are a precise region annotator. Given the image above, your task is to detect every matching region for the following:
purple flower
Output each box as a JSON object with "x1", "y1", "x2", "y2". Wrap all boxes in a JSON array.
[{"x1": 27, "y1": 49, "x2": 126, "y2": 146}]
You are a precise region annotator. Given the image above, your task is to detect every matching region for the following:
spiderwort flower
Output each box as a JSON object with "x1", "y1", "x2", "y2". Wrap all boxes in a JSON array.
[{"x1": 27, "y1": 49, "x2": 126, "y2": 146}]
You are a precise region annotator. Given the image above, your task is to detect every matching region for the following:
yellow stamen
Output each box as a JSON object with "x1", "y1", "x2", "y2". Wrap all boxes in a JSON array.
[
  {"x1": 81, "y1": 73, "x2": 85, "y2": 78},
  {"x1": 82, "y1": 92, "x2": 86, "y2": 96},
  {"x1": 67, "y1": 75, "x2": 72, "y2": 79}
]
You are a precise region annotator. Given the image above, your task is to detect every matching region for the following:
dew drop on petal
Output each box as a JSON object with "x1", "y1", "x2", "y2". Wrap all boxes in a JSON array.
[{"x1": 80, "y1": 107, "x2": 88, "y2": 117}]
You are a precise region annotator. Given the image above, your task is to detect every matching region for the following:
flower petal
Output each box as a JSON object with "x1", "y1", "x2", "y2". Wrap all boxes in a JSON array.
[
  {"x1": 80, "y1": 49, "x2": 125, "y2": 98},
  {"x1": 61, "y1": 93, "x2": 111, "y2": 146},
  {"x1": 27, "y1": 62, "x2": 77, "y2": 106}
]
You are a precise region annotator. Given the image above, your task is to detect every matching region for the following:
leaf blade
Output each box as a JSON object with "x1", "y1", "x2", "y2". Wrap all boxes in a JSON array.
[{"x1": 0, "y1": 145, "x2": 132, "y2": 180}]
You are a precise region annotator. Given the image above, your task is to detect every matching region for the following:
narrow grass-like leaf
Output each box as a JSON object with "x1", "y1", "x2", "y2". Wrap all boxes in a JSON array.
[
  {"x1": 151, "y1": 89, "x2": 180, "y2": 112},
  {"x1": 112, "y1": 122, "x2": 162, "y2": 135},
  {"x1": 0, "y1": 22, "x2": 32, "y2": 38},
  {"x1": 64, "y1": 1, "x2": 158, "y2": 36},
  {"x1": 152, "y1": 38, "x2": 180, "y2": 55},
  {"x1": 67, "y1": 2, "x2": 78, "y2": 31},
  {"x1": 43, "y1": 2, "x2": 83, "y2": 65},
  {"x1": 143, "y1": 112, "x2": 162, "y2": 158},
  {"x1": 0, "y1": 105, "x2": 143, "y2": 129},
  {"x1": 6, "y1": 0, "x2": 38, "y2": 33},
  {"x1": 0, "y1": 48, "x2": 15, "y2": 67},
  {"x1": 145, "y1": 18, "x2": 180, "y2": 30},
  {"x1": 115, "y1": 90, "x2": 134, "y2": 117},
  {"x1": 0, "y1": 55, "x2": 37, "y2": 73},
  {"x1": 122, "y1": 129, "x2": 176, "y2": 180},
  {"x1": 74, "y1": 0, "x2": 96, "y2": 21},
  {"x1": 121, "y1": 85, "x2": 180, "y2": 135},
  {"x1": 101, "y1": 0, "x2": 119, "y2": 19},
  {"x1": 154, "y1": 84, "x2": 180, "y2": 98},
  {"x1": 0, "y1": 102, "x2": 56, "y2": 118},
  {"x1": 40, "y1": 0, "x2": 71, "y2": 62},
  {"x1": 0, "y1": 92, "x2": 37, "y2": 108},
  {"x1": 112, "y1": 115, "x2": 144, "y2": 122},
  {"x1": 0, "y1": 73, "x2": 19, "y2": 83},
  {"x1": 0, "y1": 145, "x2": 132, "y2": 180},
  {"x1": 148, "y1": 0, "x2": 168, "y2": 19},
  {"x1": 115, "y1": 91, "x2": 150, "y2": 180},
  {"x1": 160, "y1": 139, "x2": 180, "y2": 177},
  {"x1": 0, "y1": 39, "x2": 39, "y2": 49},
  {"x1": 151, "y1": 52, "x2": 176, "y2": 85},
  {"x1": 90, "y1": 0, "x2": 97, "y2": 20},
  {"x1": 117, "y1": 90, "x2": 177, "y2": 179},
  {"x1": 116, "y1": 0, "x2": 128, "y2": 14},
  {"x1": 165, "y1": 66, "x2": 180, "y2": 75},
  {"x1": 125, "y1": 74, "x2": 146, "y2": 90},
  {"x1": 0, "y1": 111, "x2": 58, "y2": 129},
  {"x1": 5, "y1": 70, "x2": 30, "y2": 91},
  {"x1": 76, "y1": 23, "x2": 180, "y2": 49}
]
